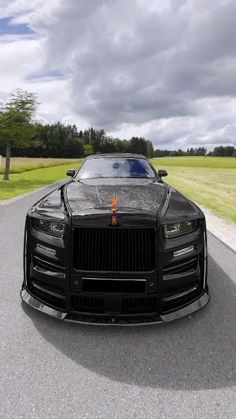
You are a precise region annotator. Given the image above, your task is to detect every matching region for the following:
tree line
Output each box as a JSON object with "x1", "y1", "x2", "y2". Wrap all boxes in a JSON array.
[
  {"x1": 8, "y1": 125, "x2": 155, "y2": 159},
  {"x1": 154, "y1": 146, "x2": 235, "y2": 157},
  {"x1": 1, "y1": 118, "x2": 235, "y2": 160}
]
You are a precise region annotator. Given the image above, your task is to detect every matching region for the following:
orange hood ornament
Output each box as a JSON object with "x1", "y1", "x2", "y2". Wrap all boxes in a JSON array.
[
  {"x1": 111, "y1": 197, "x2": 119, "y2": 226},
  {"x1": 111, "y1": 197, "x2": 118, "y2": 213}
]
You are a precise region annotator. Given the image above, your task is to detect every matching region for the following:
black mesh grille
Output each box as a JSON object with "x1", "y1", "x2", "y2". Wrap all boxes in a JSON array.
[
  {"x1": 123, "y1": 296, "x2": 157, "y2": 314},
  {"x1": 73, "y1": 227, "x2": 156, "y2": 272},
  {"x1": 71, "y1": 295, "x2": 158, "y2": 315},
  {"x1": 72, "y1": 295, "x2": 105, "y2": 313}
]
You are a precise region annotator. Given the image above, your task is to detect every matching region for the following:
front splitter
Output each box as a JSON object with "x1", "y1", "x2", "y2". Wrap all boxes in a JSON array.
[{"x1": 21, "y1": 287, "x2": 209, "y2": 326}]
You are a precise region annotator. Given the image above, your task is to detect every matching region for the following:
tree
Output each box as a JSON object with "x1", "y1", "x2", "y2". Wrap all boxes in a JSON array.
[
  {"x1": 0, "y1": 89, "x2": 37, "y2": 180},
  {"x1": 197, "y1": 147, "x2": 207, "y2": 156},
  {"x1": 146, "y1": 140, "x2": 154, "y2": 158},
  {"x1": 129, "y1": 137, "x2": 148, "y2": 156},
  {"x1": 211, "y1": 145, "x2": 235, "y2": 156},
  {"x1": 83, "y1": 144, "x2": 93, "y2": 156}
]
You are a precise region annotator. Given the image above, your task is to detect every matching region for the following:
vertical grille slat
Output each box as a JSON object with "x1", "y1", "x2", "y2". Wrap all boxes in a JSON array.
[{"x1": 74, "y1": 227, "x2": 155, "y2": 272}]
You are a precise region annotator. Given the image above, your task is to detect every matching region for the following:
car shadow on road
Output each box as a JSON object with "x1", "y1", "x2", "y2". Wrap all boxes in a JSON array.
[{"x1": 23, "y1": 255, "x2": 236, "y2": 391}]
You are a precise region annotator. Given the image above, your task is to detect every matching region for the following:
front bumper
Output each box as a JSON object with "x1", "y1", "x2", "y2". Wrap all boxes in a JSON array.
[
  {"x1": 21, "y1": 286, "x2": 209, "y2": 326},
  {"x1": 23, "y1": 214, "x2": 209, "y2": 326}
]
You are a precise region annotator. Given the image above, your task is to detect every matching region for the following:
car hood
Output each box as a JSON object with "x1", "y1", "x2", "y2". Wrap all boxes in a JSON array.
[{"x1": 65, "y1": 178, "x2": 167, "y2": 215}]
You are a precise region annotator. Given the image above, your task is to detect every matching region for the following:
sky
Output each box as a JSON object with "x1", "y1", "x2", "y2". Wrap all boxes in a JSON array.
[{"x1": 0, "y1": 0, "x2": 236, "y2": 150}]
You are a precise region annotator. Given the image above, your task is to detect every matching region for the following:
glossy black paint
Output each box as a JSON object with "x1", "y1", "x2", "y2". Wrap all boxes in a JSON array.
[
  {"x1": 67, "y1": 169, "x2": 75, "y2": 177},
  {"x1": 21, "y1": 153, "x2": 209, "y2": 325},
  {"x1": 66, "y1": 178, "x2": 166, "y2": 215},
  {"x1": 157, "y1": 169, "x2": 168, "y2": 178}
]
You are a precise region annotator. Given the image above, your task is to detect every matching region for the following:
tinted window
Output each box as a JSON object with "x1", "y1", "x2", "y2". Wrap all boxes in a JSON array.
[{"x1": 77, "y1": 158, "x2": 155, "y2": 179}]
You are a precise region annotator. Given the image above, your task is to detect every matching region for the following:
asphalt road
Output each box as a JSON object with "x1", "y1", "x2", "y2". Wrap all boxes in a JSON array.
[{"x1": 0, "y1": 187, "x2": 235, "y2": 419}]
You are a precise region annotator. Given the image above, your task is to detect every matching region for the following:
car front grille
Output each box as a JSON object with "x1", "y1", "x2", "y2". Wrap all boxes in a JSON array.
[{"x1": 73, "y1": 227, "x2": 156, "y2": 272}]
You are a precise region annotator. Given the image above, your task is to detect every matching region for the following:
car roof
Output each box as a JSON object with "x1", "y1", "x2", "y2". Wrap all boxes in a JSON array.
[{"x1": 85, "y1": 153, "x2": 148, "y2": 160}]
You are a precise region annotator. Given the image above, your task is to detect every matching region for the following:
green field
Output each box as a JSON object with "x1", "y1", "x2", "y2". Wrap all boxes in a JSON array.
[
  {"x1": 152, "y1": 156, "x2": 236, "y2": 169},
  {"x1": 151, "y1": 157, "x2": 236, "y2": 223},
  {"x1": 0, "y1": 158, "x2": 83, "y2": 200},
  {"x1": 0, "y1": 156, "x2": 235, "y2": 223},
  {"x1": 0, "y1": 157, "x2": 81, "y2": 174}
]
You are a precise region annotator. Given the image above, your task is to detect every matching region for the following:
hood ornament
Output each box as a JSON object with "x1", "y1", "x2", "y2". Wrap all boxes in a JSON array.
[
  {"x1": 111, "y1": 197, "x2": 118, "y2": 212},
  {"x1": 111, "y1": 197, "x2": 119, "y2": 226}
]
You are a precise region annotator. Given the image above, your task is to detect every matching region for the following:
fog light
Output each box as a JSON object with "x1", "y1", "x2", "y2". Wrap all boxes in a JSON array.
[
  {"x1": 173, "y1": 245, "x2": 194, "y2": 257},
  {"x1": 36, "y1": 243, "x2": 56, "y2": 256}
]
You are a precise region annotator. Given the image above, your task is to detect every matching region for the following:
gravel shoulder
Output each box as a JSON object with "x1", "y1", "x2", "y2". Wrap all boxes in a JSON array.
[{"x1": 199, "y1": 205, "x2": 236, "y2": 252}]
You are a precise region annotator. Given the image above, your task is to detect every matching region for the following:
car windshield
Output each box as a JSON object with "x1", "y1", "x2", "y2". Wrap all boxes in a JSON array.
[{"x1": 77, "y1": 157, "x2": 155, "y2": 179}]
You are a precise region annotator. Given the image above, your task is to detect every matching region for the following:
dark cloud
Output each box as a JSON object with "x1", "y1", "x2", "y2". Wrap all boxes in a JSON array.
[{"x1": 31, "y1": 0, "x2": 236, "y2": 148}]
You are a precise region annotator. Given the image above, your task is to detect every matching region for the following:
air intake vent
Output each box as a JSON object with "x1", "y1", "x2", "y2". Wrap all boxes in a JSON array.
[
  {"x1": 71, "y1": 295, "x2": 158, "y2": 315},
  {"x1": 72, "y1": 295, "x2": 105, "y2": 313},
  {"x1": 73, "y1": 227, "x2": 156, "y2": 272},
  {"x1": 28, "y1": 279, "x2": 65, "y2": 309},
  {"x1": 163, "y1": 257, "x2": 198, "y2": 276},
  {"x1": 123, "y1": 296, "x2": 157, "y2": 314}
]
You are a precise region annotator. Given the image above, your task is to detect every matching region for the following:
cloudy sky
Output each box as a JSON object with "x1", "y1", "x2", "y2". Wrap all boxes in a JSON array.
[{"x1": 0, "y1": 0, "x2": 236, "y2": 150}]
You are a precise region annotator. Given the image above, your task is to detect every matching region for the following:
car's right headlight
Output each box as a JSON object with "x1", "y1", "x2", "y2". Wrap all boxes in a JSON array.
[
  {"x1": 163, "y1": 220, "x2": 196, "y2": 238},
  {"x1": 34, "y1": 219, "x2": 65, "y2": 238}
]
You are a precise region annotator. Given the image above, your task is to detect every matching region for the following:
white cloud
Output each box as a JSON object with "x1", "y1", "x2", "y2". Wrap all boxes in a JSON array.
[{"x1": 0, "y1": 0, "x2": 236, "y2": 149}]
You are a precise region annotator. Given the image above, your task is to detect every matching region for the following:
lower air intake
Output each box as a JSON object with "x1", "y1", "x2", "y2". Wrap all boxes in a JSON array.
[{"x1": 71, "y1": 295, "x2": 158, "y2": 315}]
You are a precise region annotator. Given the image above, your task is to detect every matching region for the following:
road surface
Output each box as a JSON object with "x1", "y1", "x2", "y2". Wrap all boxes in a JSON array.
[{"x1": 0, "y1": 187, "x2": 235, "y2": 419}]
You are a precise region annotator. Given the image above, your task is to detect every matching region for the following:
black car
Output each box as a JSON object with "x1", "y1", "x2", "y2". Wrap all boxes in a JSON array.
[{"x1": 21, "y1": 153, "x2": 209, "y2": 325}]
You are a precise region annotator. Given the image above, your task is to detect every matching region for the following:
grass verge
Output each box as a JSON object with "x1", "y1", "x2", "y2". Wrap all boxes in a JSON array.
[
  {"x1": 0, "y1": 160, "x2": 83, "y2": 200},
  {"x1": 152, "y1": 158, "x2": 236, "y2": 223},
  {"x1": 0, "y1": 157, "x2": 81, "y2": 174},
  {"x1": 152, "y1": 156, "x2": 236, "y2": 169}
]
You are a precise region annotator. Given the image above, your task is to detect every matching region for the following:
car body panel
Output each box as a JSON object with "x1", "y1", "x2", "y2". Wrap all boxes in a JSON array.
[{"x1": 66, "y1": 178, "x2": 167, "y2": 215}]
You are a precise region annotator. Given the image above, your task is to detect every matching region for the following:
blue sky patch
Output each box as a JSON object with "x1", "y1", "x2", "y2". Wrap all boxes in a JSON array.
[
  {"x1": 28, "y1": 69, "x2": 64, "y2": 81},
  {"x1": 0, "y1": 17, "x2": 34, "y2": 35}
]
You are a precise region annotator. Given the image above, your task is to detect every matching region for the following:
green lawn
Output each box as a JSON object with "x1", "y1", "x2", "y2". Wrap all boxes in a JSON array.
[
  {"x1": 152, "y1": 156, "x2": 236, "y2": 169},
  {"x1": 151, "y1": 157, "x2": 236, "y2": 223},
  {"x1": 0, "y1": 156, "x2": 235, "y2": 224},
  {"x1": 0, "y1": 157, "x2": 81, "y2": 174},
  {"x1": 0, "y1": 159, "x2": 83, "y2": 200}
]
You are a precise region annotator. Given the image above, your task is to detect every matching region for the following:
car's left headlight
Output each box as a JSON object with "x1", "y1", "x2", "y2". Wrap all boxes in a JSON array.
[
  {"x1": 34, "y1": 219, "x2": 65, "y2": 238},
  {"x1": 163, "y1": 220, "x2": 196, "y2": 238}
]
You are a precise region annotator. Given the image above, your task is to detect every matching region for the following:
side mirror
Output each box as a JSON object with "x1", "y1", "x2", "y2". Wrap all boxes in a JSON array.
[
  {"x1": 67, "y1": 169, "x2": 75, "y2": 177},
  {"x1": 158, "y1": 169, "x2": 168, "y2": 178}
]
